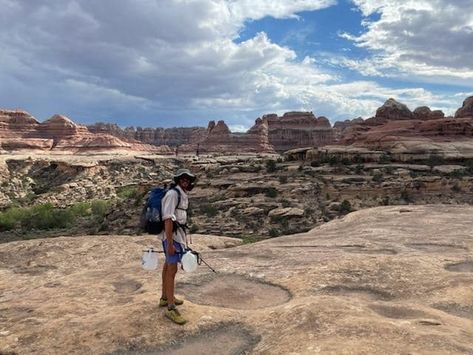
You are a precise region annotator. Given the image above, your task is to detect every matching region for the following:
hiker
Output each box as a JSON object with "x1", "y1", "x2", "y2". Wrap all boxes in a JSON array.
[{"x1": 159, "y1": 168, "x2": 196, "y2": 325}]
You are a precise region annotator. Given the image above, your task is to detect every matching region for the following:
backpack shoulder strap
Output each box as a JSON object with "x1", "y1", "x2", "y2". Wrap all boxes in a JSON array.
[{"x1": 171, "y1": 187, "x2": 182, "y2": 210}]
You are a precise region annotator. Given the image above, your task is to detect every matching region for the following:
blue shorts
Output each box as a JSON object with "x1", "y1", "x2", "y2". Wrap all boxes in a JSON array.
[{"x1": 162, "y1": 240, "x2": 185, "y2": 264}]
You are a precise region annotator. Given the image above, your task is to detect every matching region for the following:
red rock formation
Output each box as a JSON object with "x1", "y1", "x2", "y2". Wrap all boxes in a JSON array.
[
  {"x1": 87, "y1": 123, "x2": 207, "y2": 147},
  {"x1": 375, "y1": 98, "x2": 414, "y2": 120},
  {"x1": 199, "y1": 119, "x2": 274, "y2": 153},
  {"x1": 264, "y1": 111, "x2": 334, "y2": 152},
  {"x1": 0, "y1": 110, "x2": 40, "y2": 138},
  {"x1": 455, "y1": 96, "x2": 473, "y2": 118},
  {"x1": 413, "y1": 106, "x2": 444, "y2": 120},
  {"x1": 338, "y1": 97, "x2": 473, "y2": 148},
  {"x1": 333, "y1": 117, "x2": 363, "y2": 140},
  {"x1": 0, "y1": 110, "x2": 167, "y2": 153}
]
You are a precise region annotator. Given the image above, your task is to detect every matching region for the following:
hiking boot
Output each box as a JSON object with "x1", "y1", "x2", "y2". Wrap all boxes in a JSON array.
[
  {"x1": 159, "y1": 297, "x2": 184, "y2": 307},
  {"x1": 165, "y1": 307, "x2": 187, "y2": 325}
]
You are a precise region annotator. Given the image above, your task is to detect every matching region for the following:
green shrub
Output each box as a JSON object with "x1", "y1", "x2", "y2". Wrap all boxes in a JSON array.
[
  {"x1": 0, "y1": 207, "x2": 27, "y2": 231},
  {"x1": 202, "y1": 204, "x2": 218, "y2": 217},
  {"x1": 91, "y1": 200, "x2": 111, "y2": 218},
  {"x1": 353, "y1": 154, "x2": 365, "y2": 164},
  {"x1": 265, "y1": 188, "x2": 278, "y2": 198},
  {"x1": 427, "y1": 153, "x2": 443, "y2": 168},
  {"x1": 451, "y1": 182, "x2": 462, "y2": 192},
  {"x1": 242, "y1": 235, "x2": 259, "y2": 244},
  {"x1": 22, "y1": 204, "x2": 74, "y2": 230},
  {"x1": 372, "y1": 171, "x2": 384, "y2": 183},
  {"x1": 269, "y1": 228, "x2": 280, "y2": 237},
  {"x1": 339, "y1": 200, "x2": 352, "y2": 215},
  {"x1": 354, "y1": 164, "x2": 364, "y2": 174},
  {"x1": 400, "y1": 189, "x2": 412, "y2": 202},
  {"x1": 278, "y1": 175, "x2": 288, "y2": 184},
  {"x1": 305, "y1": 207, "x2": 315, "y2": 215},
  {"x1": 265, "y1": 160, "x2": 277, "y2": 173},
  {"x1": 379, "y1": 153, "x2": 392, "y2": 164},
  {"x1": 70, "y1": 202, "x2": 92, "y2": 217},
  {"x1": 280, "y1": 199, "x2": 291, "y2": 208},
  {"x1": 116, "y1": 185, "x2": 139, "y2": 199}
]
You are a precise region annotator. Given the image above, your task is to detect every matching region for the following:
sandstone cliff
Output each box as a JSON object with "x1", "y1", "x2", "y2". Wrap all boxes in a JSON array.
[
  {"x1": 265, "y1": 111, "x2": 334, "y2": 152},
  {"x1": 0, "y1": 110, "x2": 166, "y2": 153},
  {"x1": 338, "y1": 98, "x2": 473, "y2": 152},
  {"x1": 198, "y1": 119, "x2": 275, "y2": 153},
  {"x1": 87, "y1": 123, "x2": 207, "y2": 147}
]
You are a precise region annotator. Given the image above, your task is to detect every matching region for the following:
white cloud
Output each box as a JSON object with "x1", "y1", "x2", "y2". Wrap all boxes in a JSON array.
[
  {"x1": 0, "y1": 0, "x2": 469, "y2": 129},
  {"x1": 342, "y1": 0, "x2": 473, "y2": 81}
]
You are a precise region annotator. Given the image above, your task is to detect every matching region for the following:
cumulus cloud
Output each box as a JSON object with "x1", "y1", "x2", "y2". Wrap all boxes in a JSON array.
[
  {"x1": 0, "y1": 0, "x2": 467, "y2": 128},
  {"x1": 341, "y1": 0, "x2": 473, "y2": 81}
]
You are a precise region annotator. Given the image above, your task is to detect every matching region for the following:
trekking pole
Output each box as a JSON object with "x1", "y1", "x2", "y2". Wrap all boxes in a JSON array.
[
  {"x1": 188, "y1": 248, "x2": 217, "y2": 273},
  {"x1": 197, "y1": 254, "x2": 217, "y2": 273}
]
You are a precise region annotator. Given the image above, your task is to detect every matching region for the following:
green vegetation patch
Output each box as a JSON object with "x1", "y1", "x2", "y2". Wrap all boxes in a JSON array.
[{"x1": 0, "y1": 200, "x2": 112, "y2": 232}]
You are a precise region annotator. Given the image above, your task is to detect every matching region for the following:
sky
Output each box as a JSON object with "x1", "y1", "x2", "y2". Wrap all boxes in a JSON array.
[{"x1": 1, "y1": 0, "x2": 472, "y2": 131}]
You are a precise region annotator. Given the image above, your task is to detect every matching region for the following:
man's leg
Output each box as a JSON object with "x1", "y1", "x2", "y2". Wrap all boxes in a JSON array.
[
  {"x1": 165, "y1": 263, "x2": 178, "y2": 307},
  {"x1": 161, "y1": 262, "x2": 168, "y2": 300}
]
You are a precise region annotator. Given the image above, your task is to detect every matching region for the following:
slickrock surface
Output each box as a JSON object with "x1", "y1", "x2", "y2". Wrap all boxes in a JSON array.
[{"x1": 1, "y1": 205, "x2": 472, "y2": 354}]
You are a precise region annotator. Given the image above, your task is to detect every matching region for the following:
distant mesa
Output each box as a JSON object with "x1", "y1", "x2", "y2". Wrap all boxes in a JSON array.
[{"x1": 1, "y1": 95, "x2": 473, "y2": 154}]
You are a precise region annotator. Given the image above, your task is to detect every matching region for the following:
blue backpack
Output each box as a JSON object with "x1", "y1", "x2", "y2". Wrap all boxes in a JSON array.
[{"x1": 142, "y1": 186, "x2": 181, "y2": 234}]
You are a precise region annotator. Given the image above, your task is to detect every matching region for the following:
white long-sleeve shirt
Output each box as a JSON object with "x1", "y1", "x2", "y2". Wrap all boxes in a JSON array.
[{"x1": 158, "y1": 185, "x2": 188, "y2": 246}]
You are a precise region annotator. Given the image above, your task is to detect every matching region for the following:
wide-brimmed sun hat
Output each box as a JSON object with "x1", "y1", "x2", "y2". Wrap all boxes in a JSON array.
[{"x1": 173, "y1": 169, "x2": 196, "y2": 183}]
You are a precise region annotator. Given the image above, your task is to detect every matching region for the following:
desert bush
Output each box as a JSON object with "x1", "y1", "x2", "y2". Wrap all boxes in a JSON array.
[
  {"x1": 201, "y1": 203, "x2": 218, "y2": 217},
  {"x1": 116, "y1": 185, "x2": 139, "y2": 199},
  {"x1": 91, "y1": 200, "x2": 111, "y2": 218},
  {"x1": 339, "y1": 200, "x2": 352, "y2": 215},
  {"x1": 382, "y1": 196, "x2": 390, "y2": 206},
  {"x1": 379, "y1": 153, "x2": 392, "y2": 164},
  {"x1": 269, "y1": 228, "x2": 280, "y2": 237},
  {"x1": 70, "y1": 202, "x2": 92, "y2": 217},
  {"x1": 0, "y1": 207, "x2": 27, "y2": 231},
  {"x1": 372, "y1": 171, "x2": 384, "y2": 183},
  {"x1": 278, "y1": 175, "x2": 288, "y2": 184},
  {"x1": 353, "y1": 154, "x2": 365, "y2": 164},
  {"x1": 400, "y1": 189, "x2": 412, "y2": 202},
  {"x1": 20, "y1": 203, "x2": 74, "y2": 230},
  {"x1": 265, "y1": 188, "x2": 278, "y2": 198},
  {"x1": 354, "y1": 164, "x2": 364, "y2": 174},
  {"x1": 427, "y1": 153, "x2": 443, "y2": 168},
  {"x1": 265, "y1": 160, "x2": 277, "y2": 173}
]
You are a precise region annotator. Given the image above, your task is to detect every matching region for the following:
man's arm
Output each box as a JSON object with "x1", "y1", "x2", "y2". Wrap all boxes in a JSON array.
[{"x1": 164, "y1": 218, "x2": 175, "y2": 255}]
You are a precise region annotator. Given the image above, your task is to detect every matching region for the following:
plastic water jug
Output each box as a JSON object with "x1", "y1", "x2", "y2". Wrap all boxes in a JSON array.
[
  {"x1": 181, "y1": 251, "x2": 198, "y2": 272},
  {"x1": 142, "y1": 248, "x2": 159, "y2": 270}
]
